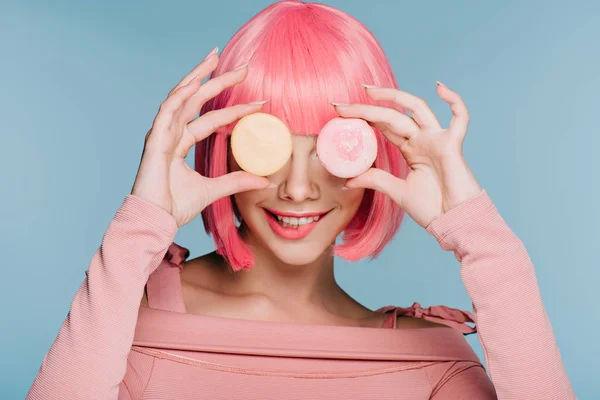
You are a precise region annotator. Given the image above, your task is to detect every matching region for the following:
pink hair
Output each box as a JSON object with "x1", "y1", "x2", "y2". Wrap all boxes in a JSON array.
[{"x1": 196, "y1": 0, "x2": 409, "y2": 271}]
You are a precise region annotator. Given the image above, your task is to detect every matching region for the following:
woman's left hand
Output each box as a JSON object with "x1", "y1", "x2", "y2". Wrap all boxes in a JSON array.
[{"x1": 332, "y1": 82, "x2": 482, "y2": 229}]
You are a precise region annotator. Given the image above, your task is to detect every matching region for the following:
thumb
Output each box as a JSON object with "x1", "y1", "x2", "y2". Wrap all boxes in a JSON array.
[
  {"x1": 345, "y1": 168, "x2": 407, "y2": 207},
  {"x1": 207, "y1": 171, "x2": 271, "y2": 202}
]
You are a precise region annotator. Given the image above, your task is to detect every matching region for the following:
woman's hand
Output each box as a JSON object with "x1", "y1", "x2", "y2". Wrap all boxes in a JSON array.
[
  {"x1": 332, "y1": 82, "x2": 482, "y2": 229},
  {"x1": 131, "y1": 49, "x2": 270, "y2": 228}
]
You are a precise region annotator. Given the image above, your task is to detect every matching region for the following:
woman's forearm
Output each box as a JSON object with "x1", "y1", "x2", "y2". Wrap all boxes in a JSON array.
[
  {"x1": 26, "y1": 194, "x2": 178, "y2": 400},
  {"x1": 426, "y1": 189, "x2": 576, "y2": 399}
]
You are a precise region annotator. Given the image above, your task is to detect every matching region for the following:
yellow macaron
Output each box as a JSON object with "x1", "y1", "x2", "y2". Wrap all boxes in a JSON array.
[{"x1": 230, "y1": 112, "x2": 293, "y2": 177}]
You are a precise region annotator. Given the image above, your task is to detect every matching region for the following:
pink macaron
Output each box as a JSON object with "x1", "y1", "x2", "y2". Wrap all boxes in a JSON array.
[{"x1": 316, "y1": 117, "x2": 377, "y2": 178}]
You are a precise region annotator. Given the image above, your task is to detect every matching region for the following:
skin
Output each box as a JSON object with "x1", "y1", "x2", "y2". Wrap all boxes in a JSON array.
[
  {"x1": 152, "y1": 134, "x2": 392, "y2": 328},
  {"x1": 220, "y1": 133, "x2": 377, "y2": 326},
  {"x1": 138, "y1": 50, "x2": 481, "y2": 329}
]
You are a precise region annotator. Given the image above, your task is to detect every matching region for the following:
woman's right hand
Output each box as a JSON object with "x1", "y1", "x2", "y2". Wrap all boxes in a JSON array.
[{"x1": 130, "y1": 48, "x2": 270, "y2": 228}]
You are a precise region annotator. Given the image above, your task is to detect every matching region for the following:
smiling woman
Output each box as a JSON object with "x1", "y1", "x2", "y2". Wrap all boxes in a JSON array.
[
  {"x1": 26, "y1": 1, "x2": 577, "y2": 399},
  {"x1": 197, "y1": 1, "x2": 408, "y2": 271}
]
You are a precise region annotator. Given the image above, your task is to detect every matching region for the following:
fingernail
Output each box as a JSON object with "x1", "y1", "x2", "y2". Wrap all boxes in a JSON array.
[
  {"x1": 360, "y1": 83, "x2": 379, "y2": 89},
  {"x1": 234, "y1": 62, "x2": 250, "y2": 70},
  {"x1": 249, "y1": 100, "x2": 268, "y2": 105},
  {"x1": 341, "y1": 185, "x2": 349, "y2": 191},
  {"x1": 436, "y1": 80, "x2": 445, "y2": 87},
  {"x1": 268, "y1": 182, "x2": 277, "y2": 188},
  {"x1": 203, "y1": 46, "x2": 219, "y2": 60},
  {"x1": 330, "y1": 101, "x2": 350, "y2": 107}
]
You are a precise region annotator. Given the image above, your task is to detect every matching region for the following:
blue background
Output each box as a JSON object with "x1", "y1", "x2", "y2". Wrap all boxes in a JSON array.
[{"x1": 2, "y1": 0, "x2": 597, "y2": 398}]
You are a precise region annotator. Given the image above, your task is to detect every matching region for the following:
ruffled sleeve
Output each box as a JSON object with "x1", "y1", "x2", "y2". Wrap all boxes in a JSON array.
[
  {"x1": 163, "y1": 242, "x2": 190, "y2": 271},
  {"x1": 396, "y1": 302, "x2": 476, "y2": 335},
  {"x1": 144, "y1": 242, "x2": 190, "y2": 313}
]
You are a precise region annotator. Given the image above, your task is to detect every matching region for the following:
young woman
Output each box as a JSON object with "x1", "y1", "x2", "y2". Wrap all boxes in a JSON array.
[{"x1": 27, "y1": 1, "x2": 576, "y2": 399}]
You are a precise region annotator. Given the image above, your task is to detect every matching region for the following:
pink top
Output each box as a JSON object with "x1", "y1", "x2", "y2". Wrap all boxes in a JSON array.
[{"x1": 26, "y1": 189, "x2": 577, "y2": 399}]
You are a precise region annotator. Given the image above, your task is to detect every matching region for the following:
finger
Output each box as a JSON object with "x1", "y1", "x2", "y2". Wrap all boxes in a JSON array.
[
  {"x1": 360, "y1": 85, "x2": 442, "y2": 130},
  {"x1": 331, "y1": 102, "x2": 420, "y2": 141},
  {"x1": 167, "y1": 47, "x2": 219, "y2": 97},
  {"x1": 176, "y1": 63, "x2": 252, "y2": 124},
  {"x1": 344, "y1": 168, "x2": 407, "y2": 207},
  {"x1": 436, "y1": 81, "x2": 470, "y2": 138},
  {"x1": 152, "y1": 75, "x2": 205, "y2": 137},
  {"x1": 187, "y1": 101, "x2": 268, "y2": 143},
  {"x1": 207, "y1": 171, "x2": 271, "y2": 202}
]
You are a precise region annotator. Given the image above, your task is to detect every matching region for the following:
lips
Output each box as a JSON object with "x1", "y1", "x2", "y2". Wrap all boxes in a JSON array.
[
  {"x1": 263, "y1": 208, "x2": 327, "y2": 219},
  {"x1": 263, "y1": 208, "x2": 330, "y2": 240}
]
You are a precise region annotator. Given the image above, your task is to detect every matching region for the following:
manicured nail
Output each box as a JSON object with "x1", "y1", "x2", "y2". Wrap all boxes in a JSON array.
[
  {"x1": 436, "y1": 80, "x2": 445, "y2": 87},
  {"x1": 360, "y1": 83, "x2": 379, "y2": 89},
  {"x1": 234, "y1": 62, "x2": 250, "y2": 70},
  {"x1": 203, "y1": 46, "x2": 219, "y2": 60},
  {"x1": 249, "y1": 100, "x2": 268, "y2": 105},
  {"x1": 330, "y1": 101, "x2": 350, "y2": 107}
]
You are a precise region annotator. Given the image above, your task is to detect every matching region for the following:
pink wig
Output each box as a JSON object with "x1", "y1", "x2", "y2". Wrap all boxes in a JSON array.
[{"x1": 196, "y1": 0, "x2": 410, "y2": 271}]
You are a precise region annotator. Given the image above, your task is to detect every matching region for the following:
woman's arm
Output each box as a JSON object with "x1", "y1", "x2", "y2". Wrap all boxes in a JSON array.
[
  {"x1": 26, "y1": 194, "x2": 178, "y2": 400},
  {"x1": 426, "y1": 189, "x2": 577, "y2": 399}
]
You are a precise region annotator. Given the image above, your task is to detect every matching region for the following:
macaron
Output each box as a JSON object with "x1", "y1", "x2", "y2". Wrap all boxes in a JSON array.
[
  {"x1": 231, "y1": 112, "x2": 293, "y2": 176},
  {"x1": 316, "y1": 117, "x2": 377, "y2": 178}
]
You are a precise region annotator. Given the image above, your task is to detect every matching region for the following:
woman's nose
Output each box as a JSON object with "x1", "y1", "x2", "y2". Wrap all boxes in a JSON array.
[{"x1": 278, "y1": 155, "x2": 320, "y2": 202}]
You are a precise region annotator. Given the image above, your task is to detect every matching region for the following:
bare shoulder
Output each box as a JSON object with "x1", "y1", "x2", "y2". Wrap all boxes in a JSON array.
[
  {"x1": 179, "y1": 251, "x2": 231, "y2": 292},
  {"x1": 396, "y1": 315, "x2": 451, "y2": 329},
  {"x1": 139, "y1": 251, "x2": 227, "y2": 308}
]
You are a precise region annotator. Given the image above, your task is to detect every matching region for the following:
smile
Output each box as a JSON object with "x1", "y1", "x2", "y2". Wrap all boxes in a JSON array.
[
  {"x1": 262, "y1": 208, "x2": 330, "y2": 240},
  {"x1": 275, "y1": 214, "x2": 320, "y2": 228}
]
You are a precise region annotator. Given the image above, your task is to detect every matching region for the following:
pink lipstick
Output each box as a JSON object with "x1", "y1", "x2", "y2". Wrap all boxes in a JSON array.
[{"x1": 263, "y1": 208, "x2": 328, "y2": 240}]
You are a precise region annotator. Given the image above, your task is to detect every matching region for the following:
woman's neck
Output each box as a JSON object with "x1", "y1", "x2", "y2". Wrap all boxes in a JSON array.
[{"x1": 230, "y1": 225, "x2": 365, "y2": 319}]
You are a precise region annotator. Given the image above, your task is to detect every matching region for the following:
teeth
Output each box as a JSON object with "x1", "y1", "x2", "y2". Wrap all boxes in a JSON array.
[{"x1": 273, "y1": 213, "x2": 322, "y2": 228}]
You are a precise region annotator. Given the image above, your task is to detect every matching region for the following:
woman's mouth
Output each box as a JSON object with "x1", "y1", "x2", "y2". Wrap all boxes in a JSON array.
[
  {"x1": 263, "y1": 208, "x2": 329, "y2": 240},
  {"x1": 274, "y1": 214, "x2": 320, "y2": 228}
]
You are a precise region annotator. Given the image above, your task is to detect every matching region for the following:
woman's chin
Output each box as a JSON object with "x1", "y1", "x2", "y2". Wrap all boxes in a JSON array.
[
  {"x1": 240, "y1": 214, "x2": 342, "y2": 266},
  {"x1": 268, "y1": 243, "x2": 331, "y2": 266},
  {"x1": 274, "y1": 251, "x2": 322, "y2": 265}
]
